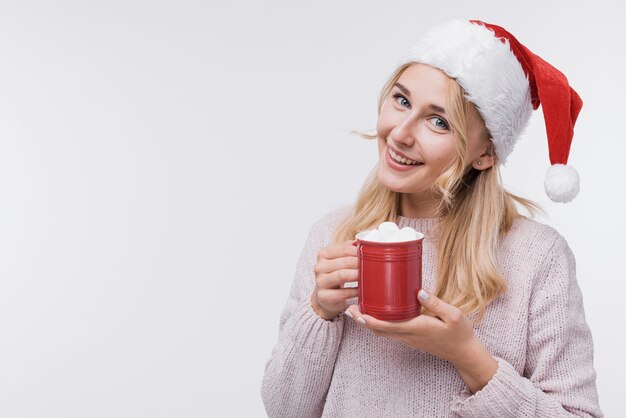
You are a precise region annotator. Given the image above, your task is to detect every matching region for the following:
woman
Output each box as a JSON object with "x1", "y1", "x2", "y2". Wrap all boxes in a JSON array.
[{"x1": 261, "y1": 20, "x2": 602, "y2": 417}]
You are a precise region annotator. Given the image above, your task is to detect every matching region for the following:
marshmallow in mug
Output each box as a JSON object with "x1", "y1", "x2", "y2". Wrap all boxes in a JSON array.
[{"x1": 358, "y1": 221, "x2": 422, "y2": 242}]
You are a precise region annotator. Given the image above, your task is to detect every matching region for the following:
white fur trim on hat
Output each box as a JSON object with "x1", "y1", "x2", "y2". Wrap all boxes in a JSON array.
[{"x1": 397, "y1": 20, "x2": 533, "y2": 165}]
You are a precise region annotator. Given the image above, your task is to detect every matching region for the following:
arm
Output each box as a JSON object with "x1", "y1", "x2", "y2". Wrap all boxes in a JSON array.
[
  {"x1": 261, "y1": 217, "x2": 345, "y2": 418},
  {"x1": 450, "y1": 235, "x2": 603, "y2": 417}
]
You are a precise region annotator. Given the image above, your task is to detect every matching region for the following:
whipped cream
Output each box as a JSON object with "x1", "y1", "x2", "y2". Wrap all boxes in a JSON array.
[{"x1": 356, "y1": 221, "x2": 422, "y2": 242}]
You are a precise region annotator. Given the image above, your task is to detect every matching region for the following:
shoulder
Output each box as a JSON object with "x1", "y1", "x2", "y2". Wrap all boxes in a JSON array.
[
  {"x1": 500, "y1": 217, "x2": 575, "y2": 282},
  {"x1": 308, "y1": 204, "x2": 353, "y2": 241},
  {"x1": 502, "y1": 216, "x2": 568, "y2": 254},
  {"x1": 294, "y1": 205, "x2": 353, "y2": 278}
]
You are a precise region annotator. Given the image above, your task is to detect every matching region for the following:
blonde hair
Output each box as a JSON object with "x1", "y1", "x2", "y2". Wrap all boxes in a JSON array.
[{"x1": 333, "y1": 63, "x2": 541, "y2": 322}]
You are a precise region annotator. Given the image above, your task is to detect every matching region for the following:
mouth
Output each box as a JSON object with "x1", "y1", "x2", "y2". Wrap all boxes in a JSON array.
[
  {"x1": 385, "y1": 149, "x2": 423, "y2": 171},
  {"x1": 388, "y1": 147, "x2": 422, "y2": 165},
  {"x1": 385, "y1": 146, "x2": 423, "y2": 171}
]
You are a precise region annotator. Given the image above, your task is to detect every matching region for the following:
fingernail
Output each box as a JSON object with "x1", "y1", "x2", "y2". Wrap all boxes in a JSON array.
[
  {"x1": 344, "y1": 310, "x2": 353, "y2": 319},
  {"x1": 418, "y1": 289, "x2": 429, "y2": 301},
  {"x1": 357, "y1": 317, "x2": 366, "y2": 325}
]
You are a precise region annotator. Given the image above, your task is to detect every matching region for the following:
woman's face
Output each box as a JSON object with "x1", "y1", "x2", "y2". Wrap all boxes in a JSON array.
[{"x1": 376, "y1": 63, "x2": 491, "y2": 202}]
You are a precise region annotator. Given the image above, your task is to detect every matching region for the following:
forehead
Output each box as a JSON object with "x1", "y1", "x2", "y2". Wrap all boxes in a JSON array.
[{"x1": 396, "y1": 63, "x2": 451, "y2": 96}]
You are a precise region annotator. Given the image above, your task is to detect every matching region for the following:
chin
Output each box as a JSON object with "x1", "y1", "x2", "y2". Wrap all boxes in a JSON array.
[{"x1": 376, "y1": 164, "x2": 411, "y2": 193}]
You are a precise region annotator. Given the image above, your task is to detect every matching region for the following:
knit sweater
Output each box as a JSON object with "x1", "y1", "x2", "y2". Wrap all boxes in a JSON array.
[{"x1": 261, "y1": 206, "x2": 602, "y2": 417}]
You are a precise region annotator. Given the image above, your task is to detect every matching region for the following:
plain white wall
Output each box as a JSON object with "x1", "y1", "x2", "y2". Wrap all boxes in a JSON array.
[{"x1": 0, "y1": 0, "x2": 624, "y2": 416}]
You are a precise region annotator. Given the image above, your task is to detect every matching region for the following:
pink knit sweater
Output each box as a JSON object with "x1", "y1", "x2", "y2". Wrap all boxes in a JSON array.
[{"x1": 261, "y1": 206, "x2": 602, "y2": 417}]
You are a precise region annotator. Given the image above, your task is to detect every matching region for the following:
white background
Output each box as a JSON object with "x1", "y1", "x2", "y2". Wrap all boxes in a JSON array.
[{"x1": 0, "y1": 1, "x2": 624, "y2": 417}]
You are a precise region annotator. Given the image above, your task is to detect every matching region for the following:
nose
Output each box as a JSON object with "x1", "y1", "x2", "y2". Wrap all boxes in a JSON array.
[{"x1": 390, "y1": 114, "x2": 417, "y2": 148}]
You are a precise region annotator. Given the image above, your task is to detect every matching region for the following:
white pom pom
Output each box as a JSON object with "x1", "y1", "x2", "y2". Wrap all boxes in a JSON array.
[{"x1": 544, "y1": 164, "x2": 580, "y2": 203}]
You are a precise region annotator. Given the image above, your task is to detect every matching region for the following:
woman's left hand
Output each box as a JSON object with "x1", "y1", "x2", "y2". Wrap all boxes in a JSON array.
[{"x1": 345, "y1": 289, "x2": 498, "y2": 392}]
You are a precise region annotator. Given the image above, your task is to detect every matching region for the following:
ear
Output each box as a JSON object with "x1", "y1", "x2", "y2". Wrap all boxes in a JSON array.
[{"x1": 471, "y1": 143, "x2": 497, "y2": 171}]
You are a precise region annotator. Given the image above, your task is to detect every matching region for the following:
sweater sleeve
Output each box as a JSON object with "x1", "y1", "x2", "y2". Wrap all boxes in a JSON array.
[
  {"x1": 261, "y1": 212, "x2": 346, "y2": 418},
  {"x1": 450, "y1": 234, "x2": 603, "y2": 417}
]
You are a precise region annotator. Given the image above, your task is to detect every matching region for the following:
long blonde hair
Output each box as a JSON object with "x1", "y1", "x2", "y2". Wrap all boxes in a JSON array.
[{"x1": 333, "y1": 63, "x2": 541, "y2": 322}]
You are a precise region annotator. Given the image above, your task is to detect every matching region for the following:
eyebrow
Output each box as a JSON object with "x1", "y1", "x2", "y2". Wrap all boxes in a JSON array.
[{"x1": 393, "y1": 82, "x2": 447, "y2": 114}]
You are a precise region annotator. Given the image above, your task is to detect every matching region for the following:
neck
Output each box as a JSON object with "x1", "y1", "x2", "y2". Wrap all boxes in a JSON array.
[{"x1": 400, "y1": 192, "x2": 441, "y2": 219}]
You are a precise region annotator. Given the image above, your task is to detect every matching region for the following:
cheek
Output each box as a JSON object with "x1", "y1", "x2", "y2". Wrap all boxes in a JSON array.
[
  {"x1": 376, "y1": 116, "x2": 387, "y2": 139},
  {"x1": 376, "y1": 118, "x2": 391, "y2": 157},
  {"x1": 422, "y1": 136, "x2": 458, "y2": 165},
  {"x1": 376, "y1": 106, "x2": 395, "y2": 138},
  {"x1": 377, "y1": 138, "x2": 385, "y2": 158}
]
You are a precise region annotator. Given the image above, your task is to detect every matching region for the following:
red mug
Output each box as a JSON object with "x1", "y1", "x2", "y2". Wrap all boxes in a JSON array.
[{"x1": 353, "y1": 231, "x2": 424, "y2": 321}]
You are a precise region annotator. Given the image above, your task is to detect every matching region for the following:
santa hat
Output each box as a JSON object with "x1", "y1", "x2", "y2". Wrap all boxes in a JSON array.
[{"x1": 396, "y1": 19, "x2": 582, "y2": 203}]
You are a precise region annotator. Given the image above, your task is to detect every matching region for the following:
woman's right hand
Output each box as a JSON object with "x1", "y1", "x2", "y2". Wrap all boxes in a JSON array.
[{"x1": 310, "y1": 240, "x2": 359, "y2": 320}]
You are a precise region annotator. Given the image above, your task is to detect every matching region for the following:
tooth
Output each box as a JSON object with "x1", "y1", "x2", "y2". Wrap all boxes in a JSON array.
[{"x1": 390, "y1": 148, "x2": 419, "y2": 165}]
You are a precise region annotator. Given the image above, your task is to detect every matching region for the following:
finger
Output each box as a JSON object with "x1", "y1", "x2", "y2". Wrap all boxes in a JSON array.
[
  {"x1": 317, "y1": 287, "x2": 359, "y2": 307},
  {"x1": 345, "y1": 306, "x2": 414, "y2": 335},
  {"x1": 317, "y1": 268, "x2": 359, "y2": 289},
  {"x1": 416, "y1": 289, "x2": 463, "y2": 324},
  {"x1": 313, "y1": 255, "x2": 358, "y2": 276},
  {"x1": 354, "y1": 312, "x2": 421, "y2": 334},
  {"x1": 316, "y1": 241, "x2": 358, "y2": 263},
  {"x1": 345, "y1": 304, "x2": 362, "y2": 319}
]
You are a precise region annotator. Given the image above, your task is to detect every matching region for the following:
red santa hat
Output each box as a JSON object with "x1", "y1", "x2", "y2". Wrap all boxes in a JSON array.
[{"x1": 396, "y1": 19, "x2": 582, "y2": 203}]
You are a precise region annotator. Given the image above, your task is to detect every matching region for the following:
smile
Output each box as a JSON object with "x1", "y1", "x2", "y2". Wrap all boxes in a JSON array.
[
  {"x1": 389, "y1": 148, "x2": 421, "y2": 165},
  {"x1": 385, "y1": 148, "x2": 423, "y2": 171}
]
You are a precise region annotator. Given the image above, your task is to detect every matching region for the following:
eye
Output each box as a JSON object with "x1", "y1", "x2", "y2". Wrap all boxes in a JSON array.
[
  {"x1": 392, "y1": 93, "x2": 410, "y2": 108},
  {"x1": 428, "y1": 116, "x2": 449, "y2": 130}
]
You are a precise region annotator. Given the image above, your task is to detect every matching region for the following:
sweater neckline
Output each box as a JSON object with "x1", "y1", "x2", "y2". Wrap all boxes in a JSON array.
[{"x1": 395, "y1": 215, "x2": 439, "y2": 241}]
